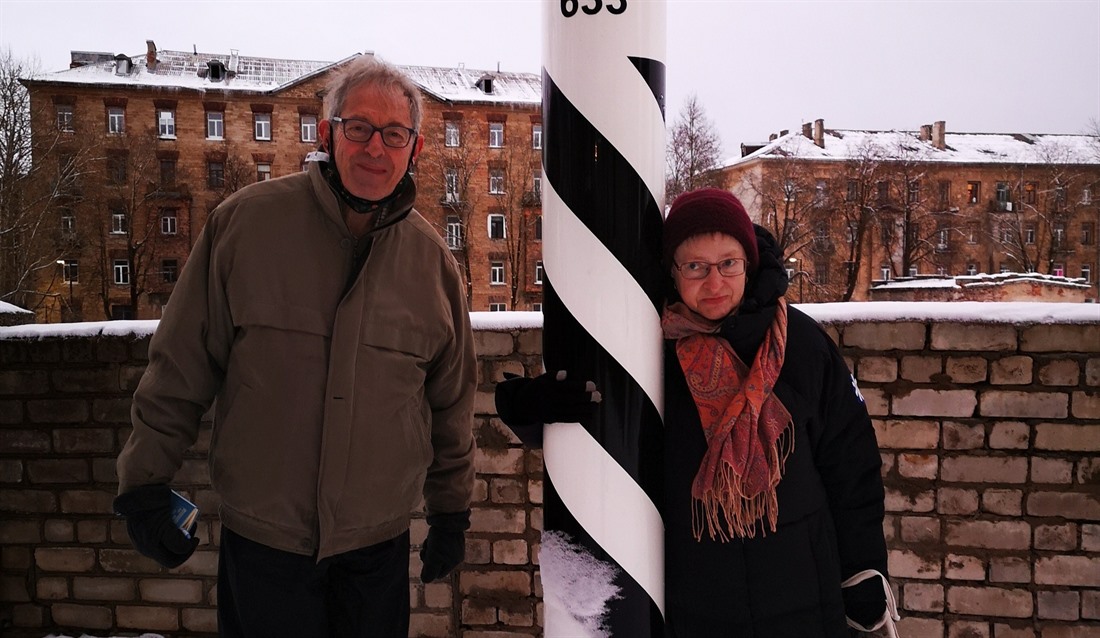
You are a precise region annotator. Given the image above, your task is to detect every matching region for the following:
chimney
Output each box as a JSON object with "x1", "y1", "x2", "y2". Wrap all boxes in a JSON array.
[
  {"x1": 813, "y1": 118, "x2": 824, "y2": 148},
  {"x1": 802, "y1": 122, "x2": 813, "y2": 139},
  {"x1": 919, "y1": 124, "x2": 932, "y2": 141},
  {"x1": 780, "y1": 129, "x2": 789, "y2": 137},
  {"x1": 769, "y1": 133, "x2": 778, "y2": 141},
  {"x1": 145, "y1": 40, "x2": 158, "y2": 71},
  {"x1": 932, "y1": 120, "x2": 946, "y2": 150}
]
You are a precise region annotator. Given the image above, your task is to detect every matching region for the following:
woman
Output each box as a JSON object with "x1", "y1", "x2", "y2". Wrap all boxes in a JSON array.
[{"x1": 496, "y1": 188, "x2": 896, "y2": 637}]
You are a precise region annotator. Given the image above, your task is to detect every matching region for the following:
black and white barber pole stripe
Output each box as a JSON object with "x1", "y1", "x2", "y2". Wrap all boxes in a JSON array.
[{"x1": 540, "y1": 1, "x2": 667, "y2": 636}]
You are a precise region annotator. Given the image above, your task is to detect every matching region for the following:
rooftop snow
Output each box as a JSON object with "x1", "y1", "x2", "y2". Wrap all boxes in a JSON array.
[
  {"x1": 31, "y1": 49, "x2": 541, "y2": 105},
  {"x1": 724, "y1": 128, "x2": 1100, "y2": 168}
]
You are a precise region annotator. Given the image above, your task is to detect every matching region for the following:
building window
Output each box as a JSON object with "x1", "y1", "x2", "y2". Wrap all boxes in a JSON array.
[
  {"x1": 56, "y1": 105, "x2": 74, "y2": 132},
  {"x1": 61, "y1": 259, "x2": 78, "y2": 283},
  {"x1": 533, "y1": 172, "x2": 542, "y2": 198},
  {"x1": 490, "y1": 261, "x2": 505, "y2": 285},
  {"x1": 107, "y1": 106, "x2": 125, "y2": 134},
  {"x1": 995, "y1": 182, "x2": 1010, "y2": 210},
  {"x1": 1024, "y1": 224, "x2": 1035, "y2": 244},
  {"x1": 846, "y1": 180, "x2": 859, "y2": 202},
  {"x1": 157, "y1": 109, "x2": 176, "y2": 138},
  {"x1": 1082, "y1": 264, "x2": 1092, "y2": 283},
  {"x1": 110, "y1": 210, "x2": 127, "y2": 234},
  {"x1": 535, "y1": 215, "x2": 542, "y2": 240},
  {"x1": 445, "y1": 215, "x2": 463, "y2": 250},
  {"x1": 1054, "y1": 186, "x2": 1067, "y2": 211},
  {"x1": 489, "y1": 303, "x2": 507, "y2": 311},
  {"x1": 60, "y1": 210, "x2": 75, "y2": 234},
  {"x1": 937, "y1": 181, "x2": 950, "y2": 208},
  {"x1": 207, "y1": 111, "x2": 224, "y2": 139},
  {"x1": 489, "y1": 168, "x2": 505, "y2": 194},
  {"x1": 814, "y1": 180, "x2": 828, "y2": 208},
  {"x1": 880, "y1": 265, "x2": 891, "y2": 281},
  {"x1": 1001, "y1": 224, "x2": 1014, "y2": 243},
  {"x1": 908, "y1": 265, "x2": 918, "y2": 277},
  {"x1": 161, "y1": 210, "x2": 177, "y2": 235},
  {"x1": 254, "y1": 113, "x2": 272, "y2": 141},
  {"x1": 1024, "y1": 181, "x2": 1037, "y2": 205},
  {"x1": 445, "y1": 121, "x2": 461, "y2": 147},
  {"x1": 444, "y1": 168, "x2": 460, "y2": 203},
  {"x1": 967, "y1": 222, "x2": 979, "y2": 244},
  {"x1": 488, "y1": 122, "x2": 504, "y2": 148},
  {"x1": 1053, "y1": 223, "x2": 1066, "y2": 247},
  {"x1": 532, "y1": 124, "x2": 543, "y2": 149},
  {"x1": 300, "y1": 115, "x2": 317, "y2": 143},
  {"x1": 535, "y1": 261, "x2": 544, "y2": 285},
  {"x1": 110, "y1": 305, "x2": 134, "y2": 320},
  {"x1": 208, "y1": 162, "x2": 225, "y2": 189},
  {"x1": 999, "y1": 263, "x2": 1010, "y2": 274},
  {"x1": 257, "y1": 163, "x2": 271, "y2": 182},
  {"x1": 907, "y1": 180, "x2": 920, "y2": 204},
  {"x1": 1053, "y1": 263, "x2": 1065, "y2": 277},
  {"x1": 1083, "y1": 222, "x2": 1095, "y2": 246},
  {"x1": 113, "y1": 259, "x2": 130, "y2": 285},
  {"x1": 880, "y1": 221, "x2": 892, "y2": 244},
  {"x1": 532, "y1": 303, "x2": 543, "y2": 312},
  {"x1": 1082, "y1": 188, "x2": 1093, "y2": 205},
  {"x1": 966, "y1": 263, "x2": 977, "y2": 276},
  {"x1": 162, "y1": 259, "x2": 179, "y2": 283},
  {"x1": 936, "y1": 228, "x2": 949, "y2": 250},
  {"x1": 488, "y1": 213, "x2": 506, "y2": 239},
  {"x1": 107, "y1": 155, "x2": 127, "y2": 184},
  {"x1": 966, "y1": 181, "x2": 980, "y2": 204},
  {"x1": 153, "y1": 160, "x2": 174, "y2": 189}
]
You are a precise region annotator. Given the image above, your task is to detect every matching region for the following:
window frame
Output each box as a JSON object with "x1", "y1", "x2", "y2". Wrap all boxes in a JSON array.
[
  {"x1": 257, "y1": 163, "x2": 272, "y2": 182},
  {"x1": 107, "y1": 106, "x2": 125, "y2": 134},
  {"x1": 160, "y1": 210, "x2": 178, "y2": 236},
  {"x1": 488, "y1": 213, "x2": 506, "y2": 239},
  {"x1": 113, "y1": 259, "x2": 130, "y2": 285},
  {"x1": 445, "y1": 215, "x2": 464, "y2": 250},
  {"x1": 56, "y1": 105, "x2": 74, "y2": 132},
  {"x1": 61, "y1": 259, "x2": 79, "y2": 283},
  {"x1": 162, "y1": 258, "x2": 179, "y2": 283},
  {"x1": 488, "y1": 122, "x2": 504, "y2": 148},
  {"x1": 490, "y1": 261, "x2": 505, "y2": 285},
  {"x1": 489, "y1": 168, "x2": 505, "y2": 195},
  {"x1": 110, "y1": 211, "x2": 128, "y2": 235},
  {"x1": 254, "y1": 112, "x2": 272, "y2": 141},
  {"x1": 157, "y1": 108, "x2": 176, "y2": 138},
  {"x1": 444, "y1": 167, "x2": 460, "y2": 203},
  {"x1": 445, "y1": 121, "x2": 461, "y2": 147},
  {"x1": 535, "y1": 261, "x2": 544, "y2": 285},
  {"x1": 966, "y1": 181, "x2": 981, "y2": 204},
  {"x1": 300, "y1": 114, "x2": 318, "y2": 143},
  {"x1": 532, "y1": 123, "x2": 543, "y2": 150},
  {"x1": 208, "y1": 161, "x2": 225, "y2": 189},
  {"x1": 206, "y1": 111, "x2": 225, "y2": 140}
]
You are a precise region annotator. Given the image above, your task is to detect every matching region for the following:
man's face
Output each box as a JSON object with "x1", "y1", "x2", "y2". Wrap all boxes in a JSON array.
[{"x1": 319, "y1": 83, "x2": 424, "y2": 201}]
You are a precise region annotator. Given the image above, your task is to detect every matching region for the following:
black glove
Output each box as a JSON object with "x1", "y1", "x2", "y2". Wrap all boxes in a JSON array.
[
  {"x1": 113, "y1": 484, "x2": 198, "y2": 569},
  {"x1": 842, "y1": 573, "x2": 887, "y2": 629},
  {"x1": 494, "y1": 370, "x2": 601, "y2": 428},
  {"x1": 419, "y1": 509, "x2": 470, "y2": 583}
]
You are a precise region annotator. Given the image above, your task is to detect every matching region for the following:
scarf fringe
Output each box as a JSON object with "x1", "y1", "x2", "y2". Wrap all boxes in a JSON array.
[{"x1": 692, "y1": 423, "x2": 795, "y2": 542}]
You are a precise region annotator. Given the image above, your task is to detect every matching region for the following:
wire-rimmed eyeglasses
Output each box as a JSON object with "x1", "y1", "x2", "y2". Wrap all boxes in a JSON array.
[
  {"x1": 331, "y1": 116, "x2": 417, "y2": 148},
  {"x1": 673, "y1": 258, "x2": 746, "y2": 280}
]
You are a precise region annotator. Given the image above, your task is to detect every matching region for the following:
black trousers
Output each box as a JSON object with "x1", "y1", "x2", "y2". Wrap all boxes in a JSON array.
[{"x1": 217, "y1": 526, "x2": 410, "y2": 638}]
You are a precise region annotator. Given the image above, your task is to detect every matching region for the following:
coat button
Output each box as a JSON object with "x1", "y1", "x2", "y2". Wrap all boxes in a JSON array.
[{"x1": 340, "y1": 238, "x2": 351, "y2": 249}]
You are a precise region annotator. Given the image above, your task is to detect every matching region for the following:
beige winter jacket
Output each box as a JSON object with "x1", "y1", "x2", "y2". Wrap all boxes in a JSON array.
[{"x1": 117, "y1": 162, "x2": 476, "y2": 560}]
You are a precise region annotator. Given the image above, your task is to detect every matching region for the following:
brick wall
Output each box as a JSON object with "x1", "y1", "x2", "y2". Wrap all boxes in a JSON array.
[{"x1": 1, "y1": 311, "x2": 1098, "y2": 637}]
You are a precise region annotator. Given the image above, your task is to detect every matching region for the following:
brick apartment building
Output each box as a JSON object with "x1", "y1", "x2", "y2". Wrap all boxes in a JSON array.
[
  {"x1": 19, "y1": 42, "x2": 543, "y2": 321},
  {"x1": 719, "y1": 119, "x2": 1100, "y2": 303}
]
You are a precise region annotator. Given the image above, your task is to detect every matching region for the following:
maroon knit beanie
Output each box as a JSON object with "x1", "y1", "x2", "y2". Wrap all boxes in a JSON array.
[{"x1": 663, "y1": 188, "x2": 758, "y2": 272}]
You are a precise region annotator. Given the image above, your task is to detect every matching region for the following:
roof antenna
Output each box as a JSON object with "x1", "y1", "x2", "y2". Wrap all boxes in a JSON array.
[{"x1": 193, "y1": 44, "x2": 197, "y2": 55}]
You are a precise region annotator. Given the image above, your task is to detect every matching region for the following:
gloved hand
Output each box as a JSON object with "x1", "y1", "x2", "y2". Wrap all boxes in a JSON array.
[
  {"x1": 419, "y1": 509, "x2": 470, "y2": 583},
  {"x1": 842, "y1": 572, "x2": 888, "y2": 629},
  {"x1": 494, "y1": 370, "x2": 601, "y2": 428},
  {"x1": 113, "y1": 484, "x2": 198, "y2": 569}
]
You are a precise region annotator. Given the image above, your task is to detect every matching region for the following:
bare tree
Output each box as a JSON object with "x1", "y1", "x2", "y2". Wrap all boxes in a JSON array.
[
  {"x1": 833, "y1": 138, "x2": 890, "y2": 300},
  {"x1": 416, "y1": 117, "x2": 488, "y2": 303},
  {"x1": 0, "y1": 49, "x2": 96, "y2": 315},
  {"x1": 496, "y1": 121, "x2": 541, "y2": 310},
  {"x1": 665, "y1": 94, "x2": 723, "y2": 202}
]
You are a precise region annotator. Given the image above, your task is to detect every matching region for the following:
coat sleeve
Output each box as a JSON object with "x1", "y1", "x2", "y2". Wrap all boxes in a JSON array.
[
  {"x1": 422, "y1": 255, "x2": 477, "y2": 516},
  {"x1": 810, "y1": 324, "x2": 889, "y2": 580},
  {"x1": 116, "y1": 211, "x2": 234, "y2": 494}
]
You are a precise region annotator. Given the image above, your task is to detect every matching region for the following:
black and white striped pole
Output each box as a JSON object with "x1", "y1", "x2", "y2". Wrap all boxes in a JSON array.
[{"x1": 540, "y1": 1, "x2": 667, "y2": 635}]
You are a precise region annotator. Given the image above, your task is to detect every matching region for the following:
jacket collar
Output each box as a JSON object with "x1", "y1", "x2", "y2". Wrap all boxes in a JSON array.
[{"x1": 307, "y1": 160, "x2": 417, "y2": 237}]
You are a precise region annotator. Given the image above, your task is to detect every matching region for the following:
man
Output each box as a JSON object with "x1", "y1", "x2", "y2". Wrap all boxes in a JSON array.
[{"x1": 114, "y1": 55, "x2": 476, "y2": 637}]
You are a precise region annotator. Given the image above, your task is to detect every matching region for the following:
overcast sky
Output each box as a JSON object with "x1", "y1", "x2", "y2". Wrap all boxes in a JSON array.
[{"x1": 2, "y1": 0, "x2": 1097, "y2": 162}]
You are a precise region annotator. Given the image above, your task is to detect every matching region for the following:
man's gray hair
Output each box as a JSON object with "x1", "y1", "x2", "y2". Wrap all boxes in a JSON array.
[{"x1": 323, "y1": 55, "x2": 423, "y2": 130}]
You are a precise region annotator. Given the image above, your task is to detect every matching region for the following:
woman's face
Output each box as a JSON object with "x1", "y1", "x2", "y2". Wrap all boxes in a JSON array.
[{"x1": 672, "y1": 232, "x2": 748, "y2": 321}]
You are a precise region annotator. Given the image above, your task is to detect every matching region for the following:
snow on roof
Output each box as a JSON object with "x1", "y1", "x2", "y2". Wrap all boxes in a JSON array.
[
  {"x1": 1, "y1": 303, "x2": 1096, "y2": 341},
  {"x1": 724, "y1": 128, "x2": 1100, "y2": 168},
  {"x1": 30, "y1": 48, "x2": 541, "y2": 105},
  {"x1": 34, "y1": 48, "x2": 343, "y2": 93},
  {"x1": 398, "y1": 65, "x2": 541, "y2": 105},
  {"x1": 874, "y1": 272, "x2": 1092, "y2": 291}
]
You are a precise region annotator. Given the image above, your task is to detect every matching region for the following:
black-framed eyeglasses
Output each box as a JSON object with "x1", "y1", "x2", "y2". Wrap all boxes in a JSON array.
[
  {"x1": 673, "y1": 258, "x2": 746, "y2": 280},
  {"x1": 331, "y1": 116, "x2": 417, "y2": 148}
]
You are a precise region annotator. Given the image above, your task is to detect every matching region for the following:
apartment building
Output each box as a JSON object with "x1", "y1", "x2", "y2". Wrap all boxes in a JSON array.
[
  {"x1": 19, "y1": 42, "x2": 542, "y2": 320},
  {"x1": 720, "y1": 119, "x2": 1100, "y2": 302}
]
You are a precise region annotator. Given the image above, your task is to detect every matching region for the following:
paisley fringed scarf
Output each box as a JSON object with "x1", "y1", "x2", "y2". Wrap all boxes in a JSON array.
[{"x1": 661, "y1": 298, "x2": 794, "y2": 541}]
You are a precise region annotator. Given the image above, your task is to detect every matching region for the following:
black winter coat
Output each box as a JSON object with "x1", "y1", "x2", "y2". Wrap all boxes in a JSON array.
[{"x1": 663, "y1": 228, "x2": 887, "y2": 637}]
